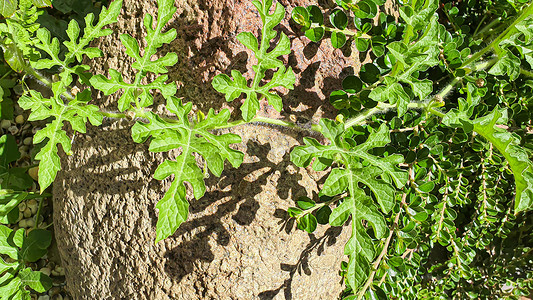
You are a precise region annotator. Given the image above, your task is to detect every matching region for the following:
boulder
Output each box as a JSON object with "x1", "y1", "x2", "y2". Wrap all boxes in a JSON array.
[{"x1": 53, "y1": 0, "x2": 358, "y2": 298}]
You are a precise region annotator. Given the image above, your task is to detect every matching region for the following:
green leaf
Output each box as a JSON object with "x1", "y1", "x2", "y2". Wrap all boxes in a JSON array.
[
  {"x1": 443, "y1": 108, "x2": 533, "y2": 212},
  {"x1": 292, "y1": 122, "x2": 407, "y2": 209},
  {"x1": 488, "y1": 49, "x2": 521, "y2": 81},
  {"x1": 329, "y1": 192, "x2": 387, "y2": 288},
  {"x1": 291, "y1": 6, "x2": 309, "y2": 27},
  {"x1": 307, "y1": 5, "x2": 323, "y2": 25},
  {"x1": 18, "y1": 268, "x2": 52, "y2": 293},
  {"x1": 2, "y1": 42, "x2": 25, "y2": 72},
  {"x1": 330, "y1": 9, "x2": 348, "y2": 30},
  {"x1": 417, "y1": 181, "x2": 435, "y2": 193},
  {"x1": 331, "y1": 31, "x2": 347, "y2": 49},
  {"x1": 32, "y1": 0, "x2": 123, "y2": 85},
  {"x1": 0, "y1": 0, "x2": 17, "y2": 18},
  {"x1": 32, "y1": 0, "x2": 51, "y2": 7},
  {"x1": 20, "y1": 229, "x2": 52, "y2": 262},
  {"x1": 291, "y1": 120, "x2": 407, "y2": 290},
  {"x1": 297, "y1": 197, "x2": 316, "y2": 209},
  {"x1": 0, "y1": 257, "x2": 17, "y2": 274},
  {"x1": 212, "y1": 0, "x2": 295, "y2": 121},
  {"x1": 369, "y1": 81, "x2": 410, "y2": 116},
  {"x1": 316, "y1": 205, "x2": 332, "y2": 224},
  {"x1": 19, "y1": 85, "x2": 103, "y2": 192},
  {"x1": 0, "y1": 275, "x2": 22, "y2": 300},
  {"x1": 0, "y1": 135, "x2": 20, "y2": 169},
  {"x1": 0, "y1": 191, "x2": 27, "y2": 217},
  {"x1": 305, "y1": 27, "x2": 325, "y2": 42},
  {"x1": 90, "y1": 0, "x2": 177, "y2": 111},
  {"x1": 131, "y1": 97, "x2": 244, "y2": 241},
  {"x1": 298, "y1": 214, "x2": 318, "y2": 233},
  {"x1": 0, "y1": 225, "x2": 18, "y2": 259}
]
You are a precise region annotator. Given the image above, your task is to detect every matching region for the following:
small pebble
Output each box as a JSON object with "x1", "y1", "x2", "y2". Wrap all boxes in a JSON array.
[
  {"x1": 52, "y1": 295, "x2": 63, "y2": 300},
  {"x1": 25, "y1": 218, "x2": 35, "y2": 228},
  {"x1": 0, "y1": 119, "x2": 11, "y2": 129},
  {"x1": 71, "y1": 86, "x2": 80, "y2": 96},
  {"x1": 28, "y1": 199, "x2": 38, "y2": 214},
  {"x1": 18, "y1": 202, "x2": 27, "y2": 211},
  {"x1": 39, "y1": 267, "x2": 51, "y2": 276},
  {"x1": 51, "y1": 270, "x2": 60, "y2": 277},
  {"x1": 23, "y1": 207, "x2": 32, "y2": 218},
  {"x1": 15, "y1": 115, "x2": 25, "y2": 124},
  {"x1": 23, "y1": 137, "x2": 33, "y2": 145},
  {"x1": 18, "y1": 219, "x2": 27, "y2": 228},
  {"x1": 37, "y1": 295, "x2": 50, "y2": 300},
  {"x1": 48, "y1": 287, "x2": 61, "y2": 297},
  {"x1": 29, "y1": 167, "x2": 39, "y2": 181},
  {"x1": 8, "y1": 125, "x2": 18, "y2": 135},
  {"x1": 55, "y1": 266, "x2": 64, "y2": 276}
]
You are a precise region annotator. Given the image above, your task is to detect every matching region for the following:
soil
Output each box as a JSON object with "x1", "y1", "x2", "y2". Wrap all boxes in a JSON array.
[{"x1": 53, "y1": 0, "x2": 361, "y2": 299}]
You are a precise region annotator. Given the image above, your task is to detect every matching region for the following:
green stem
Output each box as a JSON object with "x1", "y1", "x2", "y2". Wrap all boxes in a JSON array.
[
  {"x1": 461, "y1": 3, "x2": 533, "y2": 69},
  {"x1": 100, "y1": 107, "x2": 322, "y2": 134},
  {"x1": 357, "y1": 207, "x2": 403, "y2": 300},
  {"x1": 212, "y1": 116, "x2": 322, "y2": 133},
  {"x1": 344, "y1": 102, "x2": 426, "y2": 130},
  {"x1": 22, "y1": 64, "x2": 51, "y2": 87},
  {"x1": 473, "y1": 14, "x2": 489, "y2": 37},
  {"x1": 101, "y1": 111, "x2": 128, "y2": 119},
  {"x1": 297, "y1": 195, "x2": 342, "y2": 220},
  {"x1": 520, "y1": 68, "x2": 533, "y2": 78},
  {"x1": 0, "y1": 70, "x2": 13, "y2": 80},
  {"x1": 312, "y1": 24, "x2": 371, "y2": 39}
]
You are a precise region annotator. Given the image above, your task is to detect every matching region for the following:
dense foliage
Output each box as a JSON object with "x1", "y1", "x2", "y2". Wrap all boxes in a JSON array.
[{"x1": 0, "y1": 0, "x2": 532, "y2": 298}]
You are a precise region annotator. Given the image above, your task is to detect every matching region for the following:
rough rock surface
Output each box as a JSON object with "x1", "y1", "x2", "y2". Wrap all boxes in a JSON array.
[{"x1": 53, "y1": 0, "x2": 360, "y2": 299}]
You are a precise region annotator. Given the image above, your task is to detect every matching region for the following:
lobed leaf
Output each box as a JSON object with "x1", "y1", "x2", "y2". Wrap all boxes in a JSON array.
[
  {"x1": 90, "y1": 0, "x2": 178, "y2": 112},
  {"x1": 212, "y1": 0, "x2": 295, "y2": 121},
  {"x1": 291, "y1": 119, "x2": 406, "y2": 290},
  {"x1": 131, "y1": 97, "x2": 244, "y2": 242},
  {"x1": 19, "y1": 84, "x2": 103, "y2": 192},
  {"x1": 31, "y1": 0, "x2": 123, "y2": 85}
]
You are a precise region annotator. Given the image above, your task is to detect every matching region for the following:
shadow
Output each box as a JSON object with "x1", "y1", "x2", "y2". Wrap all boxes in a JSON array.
[
  {"x1": 57, "y1": 119, "x2": 163, "y2": 200},
  {"x1": 163, "y1": 139, "x2": 307, "y2": 283},
  {"x1": 160, "y1": 0, "x2": 352, "y2": 125},
  {"x1": 257, "y1": 226, "x2": 345, "y2": 300}
]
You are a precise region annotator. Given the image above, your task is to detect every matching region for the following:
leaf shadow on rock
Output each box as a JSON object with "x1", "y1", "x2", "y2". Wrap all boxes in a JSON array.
[
  {"x1": 257, "y1": 226, "x2": 346, "y2": 300},
  {"x1": 161, "y1": 1, "x2": 353, "y2": 124},
  {"x1": 280, "y1": 21, "x2": 356, "y2": 123},
  {"x1": 57, "y1": 120, "x2": 163, "y2": 200},
  {"x1": 163, "y1": 139, "x2": 307, "y2": 283}
]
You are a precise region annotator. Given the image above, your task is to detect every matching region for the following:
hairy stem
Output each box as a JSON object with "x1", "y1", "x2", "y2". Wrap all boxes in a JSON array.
[
  {"x1": 461, "y1": 3, "x2": 533, "y2": 68},
  {"x1": 311, "y1": 23, "x2": 371, "y2": 39}
]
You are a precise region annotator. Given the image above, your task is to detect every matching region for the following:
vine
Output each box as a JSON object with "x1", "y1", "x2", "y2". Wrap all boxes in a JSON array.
[{"x1": 0, "y1": 0, "x2": 532, "y2": 298}]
